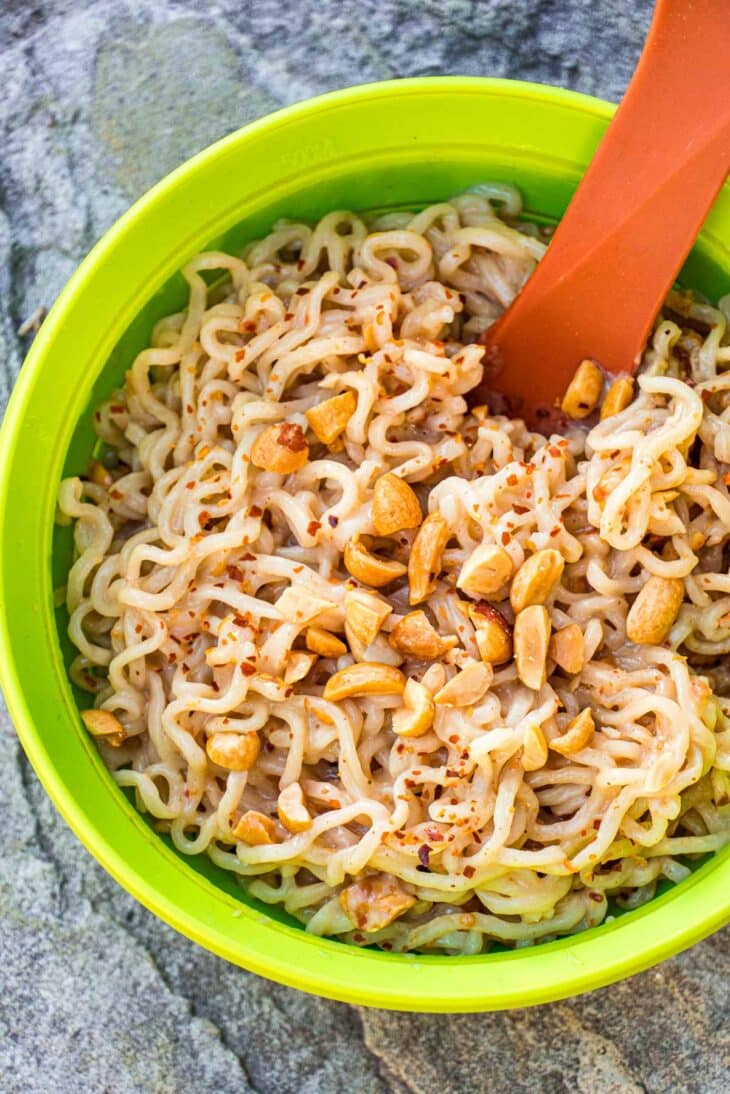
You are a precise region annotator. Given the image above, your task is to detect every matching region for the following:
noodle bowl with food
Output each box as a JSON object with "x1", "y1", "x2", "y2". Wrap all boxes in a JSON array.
[{"x1": 58, "y1": 185, "x2": 730, "y2": 955}]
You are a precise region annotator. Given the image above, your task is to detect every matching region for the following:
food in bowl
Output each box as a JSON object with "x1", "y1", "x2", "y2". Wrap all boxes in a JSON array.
[{"x1": 58, "y1": 184, "x2": 730, "y2": 955}]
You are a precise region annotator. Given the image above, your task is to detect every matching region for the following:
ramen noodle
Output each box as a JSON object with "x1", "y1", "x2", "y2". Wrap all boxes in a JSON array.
[{"x1": 58, "y1": 187, "x2": 730, "y2": 954}]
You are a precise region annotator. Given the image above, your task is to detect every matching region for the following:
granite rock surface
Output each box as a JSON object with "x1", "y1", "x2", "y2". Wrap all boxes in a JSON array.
[{"x1": 1, "y1": 2, "x2": 728, "y2": 1091}]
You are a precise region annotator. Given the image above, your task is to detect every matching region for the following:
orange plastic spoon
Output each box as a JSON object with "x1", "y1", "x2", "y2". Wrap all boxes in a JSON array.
[{"x1": 476, "y1": 0, "x2": 730, "y2": 428}]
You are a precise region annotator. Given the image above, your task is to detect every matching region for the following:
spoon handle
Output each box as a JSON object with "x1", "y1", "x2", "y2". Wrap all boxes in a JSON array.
[{"x1": 480, "y1": 0, "x2": 730, "y2": 425}]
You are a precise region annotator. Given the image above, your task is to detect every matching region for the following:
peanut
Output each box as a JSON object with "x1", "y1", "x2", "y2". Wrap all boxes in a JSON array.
[
  {"x1": 284, "y1": 651, "x2": 317, "y2": 685},
  {"x1": 251, "y1": 421, "x2": 309, "y2": 473},
  {"x1": 457, "y1": 543, "x2": 513, "y2": 598},
  {"x1": 80, "y1": 708, "x2": 126, "y2": 747},
  {"x1": 521, "y1": 724, "x2": 548, "y2": 771},
  {"x1": 600, "y1": 377, "x2": 634, "y2": 420},
  {"x1": 549, "y1": 623, "x2": 585, "y2": 674},
  {"x1": 561, "y1": 359, "x2": 603, "y2": 419},
  {"x1": 372, "y1": 473, "x2": 422, "y2": 536},
  {"x1": 510, "y1": 548, "x2": 564, "y2": 614},
  {"x1": 305, "y1": 626, "x2": 347, "y2": 658},
  {"x1": 434, "y1": 659, "x2": 492, "y2": 707},
  {"x1": 343, "y1": 536, "x2": 407, "y2": 587},
  {"x1": 390, "y1": 610, "x2": 457, "y2": 660},
  {"x1": 345, "y1": 590, "x2": 392, "y2": 657},
  {"x1": 206, "y1": 731, "x2": 261, "y2": 771},
  {"x1": 408, "y1": 512, "x2": 450, "y2": 604},
  {"x1": 88, "y1": 459, "x2": 113, "y2": 488},
  {"x1": 392, "y1": 679, "x2": 435, "y2": 738},
  {"x1": 277, "y1": 782, "x2": 312, "y2": 833},
  {"x1": 339, "y1": 873, "x2": 416, "y2": 932},
  {"x1": 626, "y1": 576, "x2": 684, "y2": 645},
  {"x1": 514, "y1": 605, "x2": 551, "y2": 690},
  {"x1": 233, "y1": 810, "x2": 278, "y2": 845},
  {"x1": 306, "y1": 391, "x2": 357, "y2": 445},
  {"x1": 468, "y1": 602, "x2": 513, "y2": 664},
  {"x1": 323, "y1": 662, "x2": 406, "y2": 701},
  {"x1": 550, "y1": 708, "x2": 595, "y2": 755}
]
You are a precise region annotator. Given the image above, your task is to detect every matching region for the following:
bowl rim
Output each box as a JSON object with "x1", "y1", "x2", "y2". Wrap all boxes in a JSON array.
[{"x1": 1, "y1": 75, "x2": 729, "y2": 1012}]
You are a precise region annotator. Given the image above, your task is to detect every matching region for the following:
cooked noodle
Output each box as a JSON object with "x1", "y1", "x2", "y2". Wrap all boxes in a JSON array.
[{"x1": 58, "y1": 187, "x2": 730, "y2": 953}]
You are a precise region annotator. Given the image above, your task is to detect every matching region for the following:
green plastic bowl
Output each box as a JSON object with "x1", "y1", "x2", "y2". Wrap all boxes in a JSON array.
[{"x1": 1, "y1": 78, "x2": 729, "y2": 1012}]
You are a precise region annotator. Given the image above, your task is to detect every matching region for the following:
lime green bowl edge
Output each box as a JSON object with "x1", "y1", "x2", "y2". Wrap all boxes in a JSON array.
[{"x1": 0, "y1": 77, "x2": 728, "y2": 1012}]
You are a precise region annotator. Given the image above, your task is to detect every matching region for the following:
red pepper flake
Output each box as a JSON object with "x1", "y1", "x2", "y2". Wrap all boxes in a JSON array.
[
  {"x1": 417, "y1": 844, "x2": 431, "y2": 868},
  {"x1": 233, "y1": 615, "x2": 248, "y2": 627},
  {"x1": 501, "y1": 532, "x2": 511, "y2": 546},
  {"x1": 463, "y1": 865, "x2": 476, "y2": 879},
  {"x1": 249, "y1": 505, "x2": 263, "y2": 517},
  {"x1": 241, "y1": 551, "x2": 256, "y2": 561},
  {"x1": 240, "y1": 662, "x2": 256, "y2": 676},
  {"x1": 513, "y1": 505, "x2": 528, "y2": 515},
  {"x1": 227, "y1": 566, "x2": 244, "y2": 582},
  {"x1": 211, "y1": 681, "x2": 220, "y2": 693},
  {"x1": 234, "y1": 349, "x2": 244, "y2": 362},
  {"x1": 307, "y1": 520, "x2": 321, "y2": 536},
  {"x1": 109, "y1": 489, "x2": 123, "y2": 500},
  {"x1": 550, "y1": 526, "x2": 561, "y2": 537},
  {"x1": 506, "y1": 474, "x2": 518, "y2": 487}
]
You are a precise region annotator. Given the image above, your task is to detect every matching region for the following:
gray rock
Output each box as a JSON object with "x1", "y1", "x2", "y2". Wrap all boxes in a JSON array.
[{"x1": 1, "y1": 1, "x2": 727, "y2": 1091}]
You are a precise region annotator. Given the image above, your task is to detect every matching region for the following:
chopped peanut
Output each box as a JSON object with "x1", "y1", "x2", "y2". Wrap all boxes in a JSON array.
[
  {"x1": 339, "y1": 873, "x2": 416, "y2": 932},
  {"x1": 561, "y1": 359, "x2": 603, "y2": 419},
  {"x1": 457, "y1": 543, "x2": 512, "y2": 598},
  {"x1": 434, "y1": 658, "x2": 492, "y2": 707},
  {"x1": 626, "y1": 576, "x2": 684, "y2": 645},
  {"x1": 551, "y1": 708, "x2": 595, "y2": 755},
  {"x1": 233, "y1": 810, "x2": 278, "y2": 845},
  {"x1": 274, "y1": 586, "x2": 335, "y2": 624},
  {"x1": 468, "y1": 602, "x2": 513, "y2": 665},
  {"x1": 510, "y1": 548, "x2": 565, "y2": 614},
  {"x1": 343, "y1": 536, "x2": 407, "y2": 587},
  {"x1": 408, "y1": 512, "x2": 450, "y2": 605},
  {"x1": 251, "y1": 422, "x2": 309, "y2": 473},
  {"x1": 372, "y1": 473, "x2": 422, "y2": 536},
  {"x1": 88, "y1": 459, "x2": 113, "y2": 488},
  {"x1": 392, "y1": 679, "x2": 435, "y2": 738},
  {"x1": 284, "y1": 651, "x2": 317, "y2": 685},
  {"x1": 514, "y1": 605, "x2": 551, "y2": 690},
  {"x1": 420, "y1": 663, "x2": 447, "y2": 694},
  {"x1": 306, "y1": 626, "x2": 347, "y2": 658},
  {"x1": 206, "y1": 731, "x2": 261, "y2": 771},
  {"x1": 522, "y1": 724, "x2": 548, "y2": 771},
  {"x1": 80, "y1": 709, "x2": 126, "y2": 747},
  {"x1": 277, "y1": 782, "x2": 312, "y2": 833},
  {"x1": 323, "y1": 662, "x2": 406, "y2": 701},
  {"x1": 390, "y1": 610, "x2": 457, "y2": 660},
  {"x1": 306, "y1": 391, "x2": 357, "y2": 445},
  {"x1": 600, "y1": 377, "x2": 634, "y2": 420},
  {"x1": 549, "y1": 623, "x2": 585, "y2": 675},
  {"x1": 345, "y1": 590, "x2": 392, "y2": 657}
]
